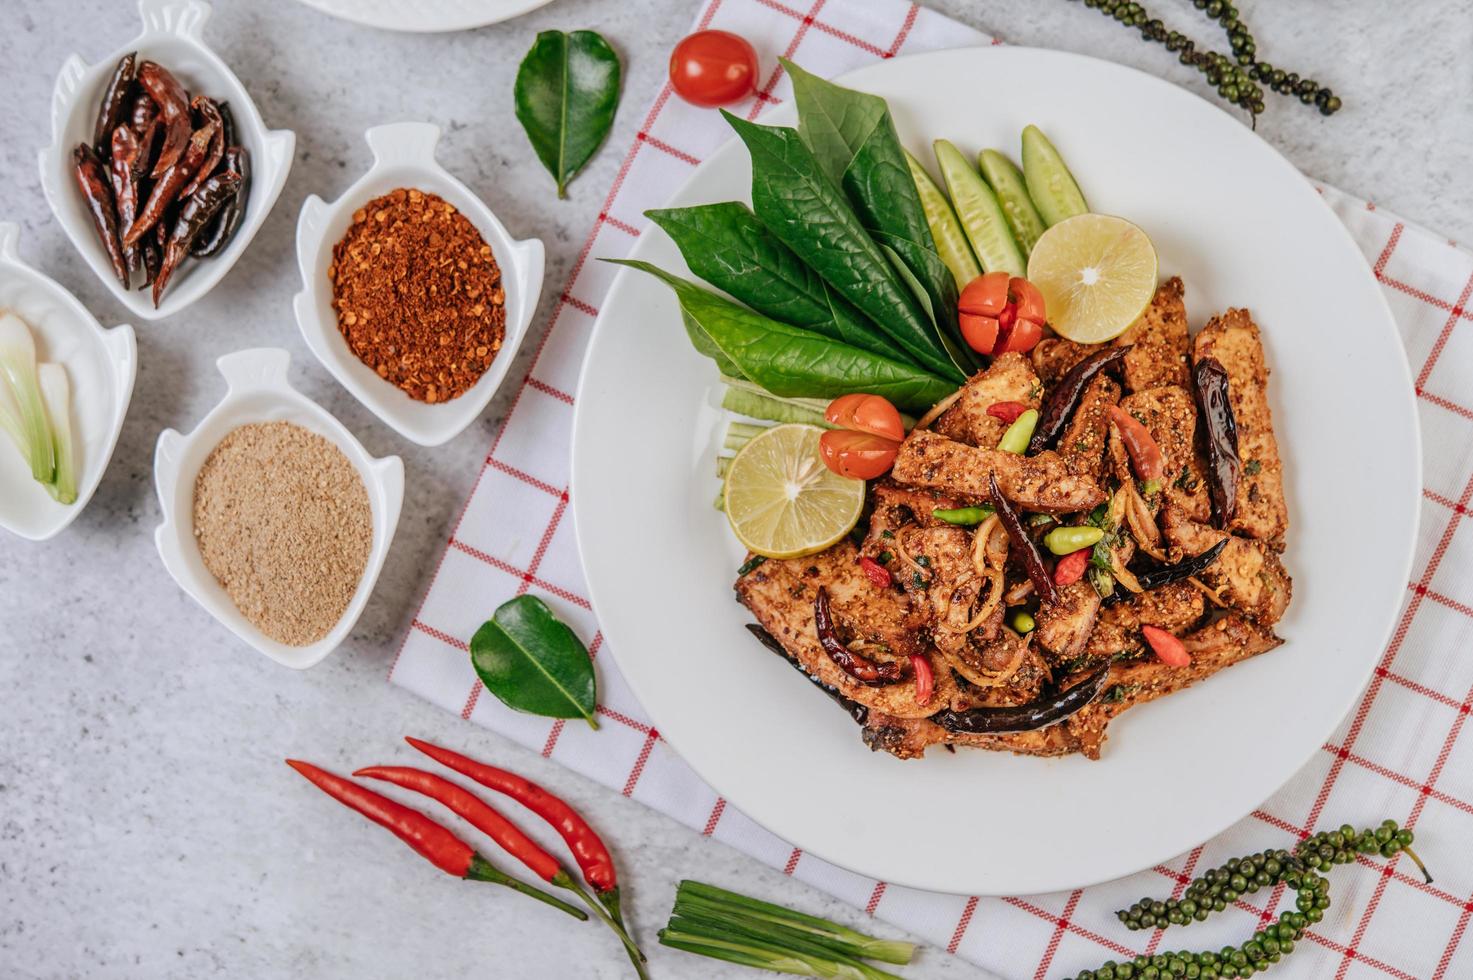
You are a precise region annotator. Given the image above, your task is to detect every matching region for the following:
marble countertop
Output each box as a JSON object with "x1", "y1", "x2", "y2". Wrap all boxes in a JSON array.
[{"x1": 2, "y1": 1, "x2": 1469, "y2": 977}]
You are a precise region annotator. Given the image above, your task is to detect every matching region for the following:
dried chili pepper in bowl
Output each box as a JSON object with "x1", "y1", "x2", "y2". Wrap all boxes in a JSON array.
[{"x1": 38, "y1": 0, "x2": 294, "y2": 319}]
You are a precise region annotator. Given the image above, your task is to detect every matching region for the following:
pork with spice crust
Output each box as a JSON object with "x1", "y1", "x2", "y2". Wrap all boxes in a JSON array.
[{"x1": 892, "y1": 429, "x2": 1107, "y2": 514}]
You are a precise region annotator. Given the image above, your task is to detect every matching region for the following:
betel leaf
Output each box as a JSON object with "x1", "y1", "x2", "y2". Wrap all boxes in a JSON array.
[
  {"x1": 721, "y1": 112, "x2": 964, "y2": 385},
  {"x1": 470, "y1": 595, "x2": 598, "y2": 727},
  {"x1": 783, "y1": 59, "x2": 977, "y2": 377},
  {"x1": 514, "y1": 30, "x2": 622, "y2": 198},
  {"x1": 645, "y1": 203, "x2": 908, "y2": 364},
  {"x1": 608, "y1": 259, "x2": 954, "y2": 413}
]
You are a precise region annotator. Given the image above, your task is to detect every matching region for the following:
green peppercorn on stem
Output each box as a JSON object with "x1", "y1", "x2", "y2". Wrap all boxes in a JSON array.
[
  {"x1": 1065, "y1": 0, "x2": 1340, "y2": 121},
  {"x1": 1078, "y1": 821, "x2": 1428, "y2": 979}
]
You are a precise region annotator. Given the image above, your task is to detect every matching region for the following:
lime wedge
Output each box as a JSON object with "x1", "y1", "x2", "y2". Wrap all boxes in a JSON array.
[
  {"x1": 1026, "y1": 213, "x2": 1158, "y2": 344},
  {"x1": 723, "y1": 424, "x2": 865, "y2": 559}
]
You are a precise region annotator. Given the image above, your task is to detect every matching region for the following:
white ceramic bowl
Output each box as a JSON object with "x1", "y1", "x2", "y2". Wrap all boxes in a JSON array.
[
  {"x1": 153, "y1": 348, "x2": 404, "y2": 669},
  {"x1": 293, "y1": 122, "x2": 544, "y2": 447},
  {"x1": 292, "y1": 0, "x2": 557, "y2": 33},
  {"x1": 38, "y1": 0, "x2": 295, "y2": 322},
  {"x1": 0, "y1": 223, "x2": 137, "y2": 542}
]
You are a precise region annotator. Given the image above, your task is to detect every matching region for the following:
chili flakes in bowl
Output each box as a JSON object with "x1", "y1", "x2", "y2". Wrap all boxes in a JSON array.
[{"x1": 328, "y1": 187, "x2": 505, "y2": 403}]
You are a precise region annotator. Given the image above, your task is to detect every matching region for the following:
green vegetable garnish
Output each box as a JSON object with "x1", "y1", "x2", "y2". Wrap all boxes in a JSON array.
[
  {"x1": 997, "y1": 408, "x2": 1039, "y2": 454},
  {"x1": 513, "y1": 31, "x2": 621, "y2": 198},
  {"x1": 932, "y1": 505, "x2": 993, "y2": 526},
  {"x1": 1021, "y1": 125, "x2": 1089, "y2": 228},
  {"x1": 37, "y1": 364, "x2": 76, "y2": 504},
  {"x1": 607, "y1": 260, "x2": 954, "y2": 414},
  {"x1": 469, "y1": 595, "x2": 598, "y2": 728},
  {"x1": 660, "y1": 880, "x2": 914, "y2": 978},
  {"x1": 0, "y1": 311, "x2": 56, "y2": 483},
  {"x1": 721, "y1": 112, "x2": 964, "y2": 383}
]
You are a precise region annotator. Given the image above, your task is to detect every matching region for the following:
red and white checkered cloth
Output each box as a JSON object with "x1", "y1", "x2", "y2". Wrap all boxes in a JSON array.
[{"x1": 390, "y1": 1, "x2": 1473, "y2": 976}]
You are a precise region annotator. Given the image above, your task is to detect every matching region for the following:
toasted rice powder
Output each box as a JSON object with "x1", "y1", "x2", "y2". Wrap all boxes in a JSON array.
[{"x1": 192, "y1": 421, "x2": 372, "y2": 647}]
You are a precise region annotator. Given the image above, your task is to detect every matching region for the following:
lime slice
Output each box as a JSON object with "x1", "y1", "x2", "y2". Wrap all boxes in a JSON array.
[
  {"x1": 723, "y1": 424, "x2": 865, "y2": 560},
  {"x1": 1027, "y1": 213, "x2": 1158, "y2": 344}
]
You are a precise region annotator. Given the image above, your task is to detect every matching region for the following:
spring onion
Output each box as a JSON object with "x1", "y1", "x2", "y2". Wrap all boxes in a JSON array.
[
  {"x1": 0, "y1": 311, "x2": 56, "y2": 482},
  {"x1": 722, "y1": 385, "x2": 832, "y2": 428},
  {"x1": 37, "y1": 364, "x2": 77, "y2": 505},
  {"x1": 724, "y1": 421, "x2": 769, "y2": 454},
  {"x1": 660, "y1": 880, "x2": 915, "y2": 978}
]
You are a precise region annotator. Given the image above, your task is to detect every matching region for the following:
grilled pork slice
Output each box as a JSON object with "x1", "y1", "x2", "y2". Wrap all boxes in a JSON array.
[
  {"x1": 892, "y1": 429, "x2": 1107, "y2": 514},
  {"x1": 1162, "y1": 504, "x2": 1292, "y2": 626},
  {"x1": 932, "y1": 352, "x2": 1043, "y2": 449},
  {"x1": 861, "y1": 612, "x2": 1278, "y2": 760},
  {"x1": 1114, "y1": 276, "x2": 1191, "y2": 392},
  {"x1": 1059, "y1": 374, "x2": 1120, "y2": 479},
  {"x1": 1031, "y1": 338, "x2": 1097, "y2": 385},
  {"x1": 1084, "y1": 582, "x2": 1207, "y2": 661},
  {"x1": 1033, "y1": 580, "x2": 1102, "y2": 662},
  {"x1": 1193, "y1": 308, "x2": 1288, "y2": 549},
  {"x1": 859, "y1": 481, "x2": 963, "y2": 561},
  {"x1": 735, "y1": 540, "x2": 953, "y2": 719},
  {"x1": 1064, "y1": 613, "x2": 1283, "y2": 758},
  {"x1": 1115, "y1": 385, "x2": 1212, "y2": 523}
]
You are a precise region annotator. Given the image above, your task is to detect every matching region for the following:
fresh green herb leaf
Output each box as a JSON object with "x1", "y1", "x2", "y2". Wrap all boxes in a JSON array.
[
  {"x1": 470, "y1": 595, "x2": 598, "y2": 727},
  {"x1": 783, "y1": 59, "x2": 976, "y2": 376},
  {"x1": 880, "y1": 529, "x2": 894, "y2": 539},
  {"x1": 876, "y1": 550, "x2": 893, "y2": 564},
  {"x1": 720, "y1": 111, "x2": 964, "y2": 383},
  {"x1": 514, "y1": 30, "x2": 621, "y2": 198},
  {"x1": 1244, "y1": 459, "x2": 1262, "y2": 476},
  {"x1": 646, "y1": 203, "x2": 905, "y2": 362},
  {"x1": 915, "y1": 554, "x2": 931, "y2": 568},
  {"x1": 607, "y1": 259, "x2": 955, "y2": 413},
  {"x1": 911, "y1": 572, "x2": 925, "y2": 589}
]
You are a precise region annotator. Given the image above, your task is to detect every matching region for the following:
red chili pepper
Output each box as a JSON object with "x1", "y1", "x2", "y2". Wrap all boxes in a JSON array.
[
  {"x1": 1141, "y1": 625, "x2": 1191, "y2": 667},
  {"x1": 911, "y1": 653, "x2": 934, "y2": 706},
  {"x1": 405, "y1": 738, "x2": 616, "y2": 891},
  {"x1": 353, "y1": 765, "x2": 560, "y2": 882},
  {"x1": 1054, "y1": 548, "x2": 1091, "y2": 586},
  {"x1": 859, "y1": 555, "x2": 893, "y2": 588},
  {"x1": 285, "y1": 759, "x2": 587, "y2": 919},
  {"x1": 986, "y1": 401, "x2": 1029, "y2": 424},
  {"x1": 355, "y1": 764, "x2": 646, "y2": 972},
  {"x1": 1108, "y1": 406, "x2": 1166, "y2": 481}
]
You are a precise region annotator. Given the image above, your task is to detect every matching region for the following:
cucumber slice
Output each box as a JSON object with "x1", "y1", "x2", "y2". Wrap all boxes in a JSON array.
[
  {"x1": 978, "y1": 149, "x2": 1047, "y2": 255},
  {"x1": 721, "y1": 385, "x2": 831, "y2": 427},
  {"x1": 1021, "y1": 125, "x2": 1089, "y2": 227},
  {"x1": 933, "y1": 140, "x2": 1025, "y2": 278},
  {"x1": 904, "y1": 149, "x2": 981, "y2": 290}
]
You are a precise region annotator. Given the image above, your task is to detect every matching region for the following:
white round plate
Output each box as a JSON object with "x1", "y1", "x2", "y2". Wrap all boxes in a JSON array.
[
  {"x1": 293, "y1": 0, "x2": 553, "y2": 32},
  {"x1": 571, "y1": 47, "x2": 1419, "y2": 896}
]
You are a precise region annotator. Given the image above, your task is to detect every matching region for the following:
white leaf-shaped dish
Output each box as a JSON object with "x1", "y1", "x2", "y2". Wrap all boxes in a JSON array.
[
  {"x1": 153, "y1": 348, "x2": 404, "y2": 669},
  {"x1": 293, "y1": 122, "x2": 545, "y2": 447},
  {"x1": 38, "y1": 0, "x2": 295, "y2": 321},
  {"x1": 0, "y1": 222, "x2": 137, "y2": 542}
]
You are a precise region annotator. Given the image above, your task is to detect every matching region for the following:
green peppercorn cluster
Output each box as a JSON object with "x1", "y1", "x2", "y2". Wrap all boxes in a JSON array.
[
  {"x1": 1068, "y1": 0, "x2": 1340, "y2": 120},
  {"x1": 1063, "y1": 820, "x2": 1428, "y2": 980}
]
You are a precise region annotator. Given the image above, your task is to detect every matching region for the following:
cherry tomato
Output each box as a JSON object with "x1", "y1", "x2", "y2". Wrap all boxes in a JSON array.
[
  {"x1": 669, "y1": 30, "x2": 759, "y2": 108},
  {"x1": 818, "y1": 429, "x2": 900, "y2": 480},
  {"x1": 1053, "y1": 548, "x2": 1091, "y2": 586},
  {"x1": 824, "y1": 393, "x2": 904, "y2": 441},
  {"x1": 986, "y1": 401, "x2": 1029, "y2": 424},
  {"x1": 859, "y1": 556, "x2": 893, "y2": 589},
  {"x1": 910, "y1": 653, "x2": 934, "y2": 706},
  {"x1": 959, "y1": 313, "x2": 1000, "y2": 354},
  {"x1": 1142, "y1": 625, "x2": 1191, "y2": 667},
  {"x1": 996, "y1": 318, "x2": 1043, "y2": 354},
  {"x1": 1009, "y1": 277, "x2": 1047, "y2": 326},
  {"x1": 958, "y1": 271, "x2": 1010, "y2": 317},
  {"x1": 958, "y1": 273, "x2": 1047, "y2": 355}
]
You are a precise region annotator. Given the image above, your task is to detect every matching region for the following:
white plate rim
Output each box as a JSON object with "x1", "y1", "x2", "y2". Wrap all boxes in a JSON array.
[
  {"x1": 570, "y1": 45, "x2": 1420, "y2": 895},
  {"x1": 291, "y1": 0, "x2": 555, "y2": 33}
]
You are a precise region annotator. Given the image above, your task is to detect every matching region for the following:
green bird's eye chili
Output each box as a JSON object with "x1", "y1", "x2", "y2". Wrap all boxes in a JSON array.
[
  {"x1": 932, "y1": 505, "x2": 993, "y2": 526},
  {"x1": 997, "y1": 408, "x2": 1039, "y2": 454},
  {"x1": 1044, "y1": 524, "x2": 1105, "y2": 555}
]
